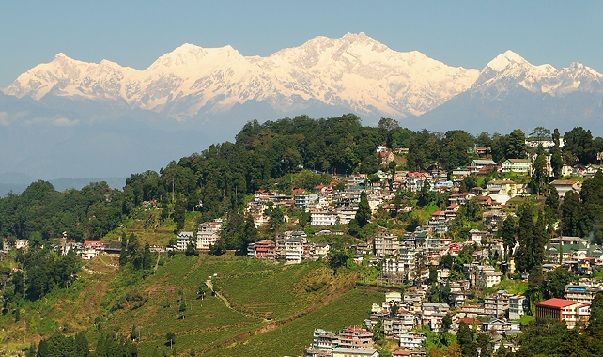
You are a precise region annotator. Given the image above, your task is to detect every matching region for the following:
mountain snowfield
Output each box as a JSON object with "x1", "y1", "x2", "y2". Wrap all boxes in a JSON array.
[
  {"x1": 1, "y1": 33, "x2": 602, "y2": 179},
  {"x1": 5, "y1": 33, "x2": 602, "y2": 122},
  {"x1": 473, "y1": 50, "x2": 602, "y2": 96},
  {"x1": 5, "y1": 33, "x2": 481, "y2": 118}
]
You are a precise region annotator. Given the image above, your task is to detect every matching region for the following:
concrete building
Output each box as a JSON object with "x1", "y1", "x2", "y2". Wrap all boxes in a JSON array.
[
  {"x1": 311, "y1": 209, "x2": 339, "y2": 226},
  {"x1": 536, "y1": 298, "x2": 591, "y2": 329},
  {"x1": 176, "y1": 231, "x2": 194, "y2": 251},
  {"x1": 501, "y1": 159, "x2": 532, "y2": 174},
  {"x1": 508, "y1": 295, "x2": 527, "y2": 320},
  {"x1": 196, "y1": 219, "x2": 223, "y2": 250},
  {"x1": 374, "y1": 232, "x2": 400, "y2": 257},
  {"x1": 399, "y1": 333, "x2": 426, "y2": 349},
  {"x1": 565, "y1": 283, "x2": 602, "y2": 304}
]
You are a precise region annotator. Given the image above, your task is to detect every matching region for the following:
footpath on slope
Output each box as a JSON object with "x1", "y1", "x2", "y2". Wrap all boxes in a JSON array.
[{"x1": 199, "y1": 274, "x2": 362, "y2": 355}]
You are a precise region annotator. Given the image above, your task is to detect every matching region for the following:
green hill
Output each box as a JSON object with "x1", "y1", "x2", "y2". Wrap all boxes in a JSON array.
[{"x1": 1, "y1": 254, "x2": 383, "y2": 356}]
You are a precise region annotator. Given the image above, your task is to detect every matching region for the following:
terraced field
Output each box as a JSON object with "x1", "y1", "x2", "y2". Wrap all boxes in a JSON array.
[{"x1": 2, "y1": 253, "x2": 384, "y2": 356}]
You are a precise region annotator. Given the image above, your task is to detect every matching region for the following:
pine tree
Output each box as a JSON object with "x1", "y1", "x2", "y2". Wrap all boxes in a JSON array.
[
  {"x1": 185, "y1": 238, "x2": 198, "y2": 256},
  {"x1": 515, "y1": 202, "x2": 535, "y2": 273},
  {"x1": 550, "y1": 146, "x2": 564, "y2": 178},
  {"x1": 500, "y1": 216, "x2": 517, "y2": 262},
  {"x1": 560, "y1": 191, "x2": 585, "y2": 237},
  {"x1": 237, "y1": 215, "x2": 257, "y2": 256},
  {"x1": 587, "y1": 292, "x2": 603, "y2": 339},
  {"x1": 531, "y1": 146, "x2": 548, "y2": 195},
  {"x1": 457, "y1": 322, "x2": 476, "y2": 357},
  {"x1": 355, "y1": 192, "x2": 372, "y2": 227}
]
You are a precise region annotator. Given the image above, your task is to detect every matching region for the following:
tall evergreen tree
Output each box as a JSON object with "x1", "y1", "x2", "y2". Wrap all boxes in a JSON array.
[
  {"x1": 560, "y1": 191, "x2": 586, "y2": 237},
  {"x1": 457, "y1": 321, "x2": 476, "y2": 357},
  {"x1": 355, "y1": 192, "x2": 372, "y2": 227},
  {"x1": 550, "y1": 146, "x2": 564, "y2": 178},
  {"x1": 500, "y1": 216, "x2": 517, "y2": 262},
  {"x1": 587, "y1": 292, "x2": 603, "y2": 340},
  {"x1": 531, "y1": 146, "x2": 548, "y2": 194},
  {"x1": 515, "y1": 202, "x2": 536, "y2": 273}
]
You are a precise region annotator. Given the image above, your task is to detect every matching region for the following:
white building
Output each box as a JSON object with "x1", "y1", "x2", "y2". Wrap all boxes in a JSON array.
[
  {"x1": 196, "y1": 219, "x2": 223, "y2": 250},
  {"x1": 399, "y1": 333, "x2": 426, "y2": 349},
  {"x1": 565, "y1": 283, "x2": 602, "y2": 304},
  {"x1": 337, "y1": 206, "x2": 358, "y2": 225},
  {"x1": 501, "y1": 159, "x2": 532, "y2": 174},
  {"x1": 311, "y1": 209, "x2": 339, "y2": 226},
  {"x1": 508, "y1": 295, "x2": 527, "y2": 320},
  {"x1": 295, "y1": 194, "x2": 319, "y2": 210},
  {"x1": 276, "y1": 231, "x2": 308, "y2": 264},
  {"x1": 176, "y1": 231, "x2": 195, "y2": 251}
]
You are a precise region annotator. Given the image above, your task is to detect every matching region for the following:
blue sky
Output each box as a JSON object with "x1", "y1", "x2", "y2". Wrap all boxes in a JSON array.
[{"x1": 1, "y1": 0, "x2": 602, "y2": 85}]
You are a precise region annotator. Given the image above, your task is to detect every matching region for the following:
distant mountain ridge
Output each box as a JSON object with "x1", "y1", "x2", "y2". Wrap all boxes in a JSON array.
[
  {"x1": 4, "y1": 32, "x2": 479, "y2": 119},
  {"x1": 1, "y1": 33, "x2": 602, "y2": 178}
]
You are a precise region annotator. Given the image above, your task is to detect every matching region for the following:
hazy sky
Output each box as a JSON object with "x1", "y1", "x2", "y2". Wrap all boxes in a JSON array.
[{"x1": 1, "y1": 0, "x2": 602, "y2": 85}]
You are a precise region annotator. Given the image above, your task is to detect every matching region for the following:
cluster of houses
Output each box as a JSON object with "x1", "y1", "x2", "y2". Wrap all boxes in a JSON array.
[
  {"x1": 1, "y1": 235, "x2": 123, "y2": 261},
  {"x1": 246, "y1": 183, "x2": 390, "y2": 229},
  {"x1": 305, "y1": 278, "x2": 601, "y2": 356},
  {"x1": 304, "y1": 326, "x2": 378, "y2": 357},
  {"x1": 246, "y1": 230, "x2": 330, "y2": 264},
  {"x1": 175, "y1": 218, "x2": 223, "y2": 251}
]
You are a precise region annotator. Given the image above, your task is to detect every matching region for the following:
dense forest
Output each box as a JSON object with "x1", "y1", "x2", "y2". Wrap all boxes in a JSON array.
[{"x1": 1, "y1": 115, "x2": 603, "y2": 243}]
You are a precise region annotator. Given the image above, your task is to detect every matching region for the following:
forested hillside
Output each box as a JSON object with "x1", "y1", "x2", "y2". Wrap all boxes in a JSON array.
[{"x1": 2, "y1": 115, "x2": 603, "y2": 244}]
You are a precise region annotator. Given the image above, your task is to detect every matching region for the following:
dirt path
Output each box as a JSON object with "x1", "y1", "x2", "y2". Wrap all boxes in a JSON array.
[
  {"x1": 199, "y1": 281, "x2": 356, "y2": 355},
  {"x1": 205, "y1": 279, "x2": 265, "y2": 321}
]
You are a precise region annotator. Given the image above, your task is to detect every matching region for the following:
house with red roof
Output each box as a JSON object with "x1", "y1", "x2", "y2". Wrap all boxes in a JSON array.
[{"x1": 536, "y1": 298, "x2": 591, "y2": 329}]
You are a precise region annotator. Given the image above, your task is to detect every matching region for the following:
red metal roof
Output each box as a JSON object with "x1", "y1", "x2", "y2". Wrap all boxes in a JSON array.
[{"x1": 537, "y1": 298, "x2": 578, "y2": 309}]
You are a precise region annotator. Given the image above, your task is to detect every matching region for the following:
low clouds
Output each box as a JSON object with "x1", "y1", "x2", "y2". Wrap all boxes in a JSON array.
[{"x1": 52, "y1": 116, "x2": 79, "y2": 127}]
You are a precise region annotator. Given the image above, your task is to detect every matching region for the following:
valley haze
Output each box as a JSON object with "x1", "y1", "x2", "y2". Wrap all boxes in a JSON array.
[{"x1": 1, "y1": 33, "x2": 602, "y2": 181}]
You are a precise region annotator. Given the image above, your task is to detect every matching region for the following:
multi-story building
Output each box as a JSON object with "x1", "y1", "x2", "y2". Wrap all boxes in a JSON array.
[
  {"x1": 484, "y1": 290, "x2": 511, "y2": 317},
  {"x1": 337, "y1": 326, "x2": 374, "y2": 349},
  {"x1": 536, "y1": 298, "x2": 591, "y2": 329},
  {"x1": 399, "y1": 333, "x2": 426, "y2": 349},
  {"x1": 311, "y1": 208, "x2": 339, "y2": 226},
  {"x1": 421, "y1": 303, "x2": 450, "y2": 332},
  {"x1": 336, "y1": 206, "x2": 359, "y2": 225},
  {"x1": 312, "y1": 329, "x2": 340, "y2": 350},
  {"x1": 196, "y1": 219, "x2": 223, "y2": 250},
  {"x1": 508, "y1": 295, "x2": 527, "y2": 320},
  {"x1": 374, "y1": 232, "x2": 400, "y2": 257},
  {"x1": 501, "y1": 159, "x2": 532, "y2": 174},
  {"x1": 550, "y1": 179, "x2": 582, "y2": 198},
  {"x1": 383, "y1": 314, "x2": 416, "y2": 335},
  {"x1": 565, "y1": 283, "x2": 602, "y2": 304},
  {"x1": 295, "y1": 193, "x2": 319, "y2": 210},
  {"x1": 247, "y1": 239, "x2": 276, "y2": 259},
  {"x1": 176, "y1": 231, "x2": 195, "y2": 251}
]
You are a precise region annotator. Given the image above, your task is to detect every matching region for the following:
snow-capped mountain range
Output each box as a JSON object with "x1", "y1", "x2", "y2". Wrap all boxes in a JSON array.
[
  {"x1": 4, "y1": 32, "x2": 482, "y2": 119},
  {"x1": 1, "y1": 33, "x2": 602, "y2": 179},
  {"x1": 5, "y1": 33, "x2": 602, "y2": 123}
]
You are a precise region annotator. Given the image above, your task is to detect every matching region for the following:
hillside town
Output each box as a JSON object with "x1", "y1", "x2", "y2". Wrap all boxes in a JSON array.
[{"x1": 2, "y1": 123, "x2": 603, "y2": 356}]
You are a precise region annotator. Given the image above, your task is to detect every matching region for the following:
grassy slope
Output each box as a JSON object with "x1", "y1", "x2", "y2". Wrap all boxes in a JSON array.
[
  {"x1": 212, "y1": 287, "x2": 382, "y2": 357},
  {"x1": 97, "y1": 255, "x2": 378, "y2": 356},
  {"x1": 102, "y1": 208, "x2": 201, "y2": 246},
  {"x1": 2, "y1": 252, "x2": 382, "y2": 356},
  {"x1": 0, "y1": 255, "x2": 118, "y2": 354}
]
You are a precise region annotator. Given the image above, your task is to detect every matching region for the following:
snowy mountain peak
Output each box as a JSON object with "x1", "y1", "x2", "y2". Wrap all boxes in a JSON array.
[
  {"x1": 486, "y1": 50, "x2": 531, "y2": 71},
  {"x1": 147, "y1": 43, "x2": 242, "y2": 72},
  {"x1": 4, "y1": 35, "x2": 601, "y2": 121}
]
